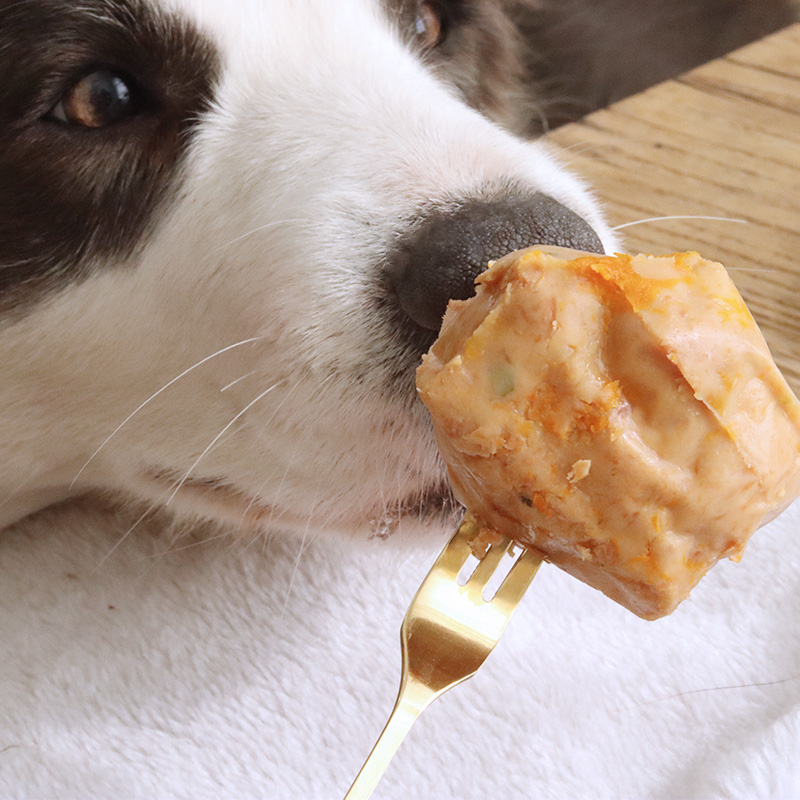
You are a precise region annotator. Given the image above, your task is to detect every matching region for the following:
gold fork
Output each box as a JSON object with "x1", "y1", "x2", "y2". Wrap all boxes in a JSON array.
[{"x1": 343, "y1": 515, "x2": 543, "y2": 799}]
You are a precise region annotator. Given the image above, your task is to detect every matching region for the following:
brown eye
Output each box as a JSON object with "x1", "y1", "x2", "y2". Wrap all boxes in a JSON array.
[
  {"x1": 415, "y1": 2, "x2": 445, "y2": 51},
  {"x1": 51, "y1": 70, "x2": 135, "y2": 128}
]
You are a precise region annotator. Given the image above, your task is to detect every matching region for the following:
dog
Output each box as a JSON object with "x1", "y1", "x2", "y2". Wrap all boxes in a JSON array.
[
  {"x1": 2, "y1": 2, "x2": 798, "y2": 797},
  {"x1": 1, "y1": 0, "x2": 795, "y2": 548}
]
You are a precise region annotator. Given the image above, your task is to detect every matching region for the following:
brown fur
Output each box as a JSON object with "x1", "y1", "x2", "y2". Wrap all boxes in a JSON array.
[{"x1": 0, "y1": 0, "x2": 218, "y2": 311}]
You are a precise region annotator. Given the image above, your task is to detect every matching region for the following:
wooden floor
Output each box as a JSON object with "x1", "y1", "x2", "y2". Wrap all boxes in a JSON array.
[{"x1": 546, "y1": 23, "x2": 800, "y2": 392}]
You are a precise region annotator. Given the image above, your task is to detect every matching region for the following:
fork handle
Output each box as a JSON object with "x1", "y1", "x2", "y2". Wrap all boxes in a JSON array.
[{"x1": 343, "y1": 676, "x2": 437, "y2": 800}]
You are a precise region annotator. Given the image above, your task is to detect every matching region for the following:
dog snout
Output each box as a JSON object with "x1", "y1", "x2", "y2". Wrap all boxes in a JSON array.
[{"x1": 391, "y1": 193, "x2": 603, "y2": 335}]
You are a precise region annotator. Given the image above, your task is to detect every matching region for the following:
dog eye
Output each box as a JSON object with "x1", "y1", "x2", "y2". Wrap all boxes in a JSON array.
[
  {"x1": 415, "y1": 2, "x2": 445, "y2": 50},
  {"x1": 50, "y1": 70, "x2": 137, "y2": 128}
]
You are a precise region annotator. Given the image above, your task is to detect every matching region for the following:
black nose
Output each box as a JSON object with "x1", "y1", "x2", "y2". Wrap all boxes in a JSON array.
[{"x1": 391, "y1": 193, "x2": 603, "y2": 332}]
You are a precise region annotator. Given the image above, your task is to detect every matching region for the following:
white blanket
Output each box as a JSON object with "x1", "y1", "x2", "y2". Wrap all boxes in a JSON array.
[{"x1": 2, "y1": 499, "x2": 799, "y2": 800}]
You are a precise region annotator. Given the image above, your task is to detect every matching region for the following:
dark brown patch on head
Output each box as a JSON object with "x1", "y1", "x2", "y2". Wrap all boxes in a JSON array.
[
  {"x1": 430, "y1": 0, "x2": 533, "y2": 129},
  {"x1": 385, "y1": 0, "x2": 535, "y2": 134},
  {"x1": 0, "y1": 0, "x2": 220, "y2": 311}
]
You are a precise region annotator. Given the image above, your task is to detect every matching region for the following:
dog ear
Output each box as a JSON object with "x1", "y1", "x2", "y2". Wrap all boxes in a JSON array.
[{"x1": 503, "y1": 0, "x2": 798, "y2": 134}]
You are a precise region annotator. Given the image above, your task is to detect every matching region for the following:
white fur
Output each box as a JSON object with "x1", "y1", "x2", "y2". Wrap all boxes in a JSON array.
[{"x1": 3, "y1": 496, "x2": 799, "y2": 798}]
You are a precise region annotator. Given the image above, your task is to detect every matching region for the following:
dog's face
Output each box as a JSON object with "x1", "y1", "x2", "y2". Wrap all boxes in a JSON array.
[{"x1": 0, "y1": 0, "x2": 616, "y2": 539}]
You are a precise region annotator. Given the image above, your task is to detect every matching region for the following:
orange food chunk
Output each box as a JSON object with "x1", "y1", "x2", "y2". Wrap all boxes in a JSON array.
[{"x1": 417, "y1": 249, "x2": 800, "y2": 619}]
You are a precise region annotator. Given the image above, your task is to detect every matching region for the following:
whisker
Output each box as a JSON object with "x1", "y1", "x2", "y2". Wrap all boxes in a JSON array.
[
  {"x1": 135, "y1": 528, "x2": 234, "y2": 561},
  {"x1": 279, "y1": 504, "x2": 320, "y2": 619},
  {"x1": 92, "y1": 495, "x2": 169, "y2": 572},
  {"x1": 613, "y1": 215, "x2": 748, "y2": 231},
  {"x1": 259, "y1": 525, "x2": 278, "y2": 558},
  {"x1": 220, "y1": 371, "x2": 257, "y2": 392},
  {"x1": 613, "y1": 674, "x2": 800, "y2": 714},
  {"x1": 237, "y1": 372, "x2": 337, "y2": 532},
  {"x1": 213, "y1": 218, "x2": 312, "y2": 253},
  {"x1": 165, "y1": 380, "x2": 284, "y2": 506},
  {"x1": 236, "y1": 385, "x2": 305, "y2": 529},
  {"x1": 241, "y1": 442, "x2": 301, "y2": 547},
  {"x1": 70, "y1": 336, "x2": 264, "y2": 489}
]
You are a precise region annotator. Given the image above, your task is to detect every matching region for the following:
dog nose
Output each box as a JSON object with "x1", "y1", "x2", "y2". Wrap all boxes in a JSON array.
[{"x1": 392, "y1": 193, "x2": 603, "y2": 332}]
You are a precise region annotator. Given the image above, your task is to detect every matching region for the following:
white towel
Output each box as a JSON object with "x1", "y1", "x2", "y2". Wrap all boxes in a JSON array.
[{"x1": 2, "y1": 498, "x2": 798, "y2": 799}]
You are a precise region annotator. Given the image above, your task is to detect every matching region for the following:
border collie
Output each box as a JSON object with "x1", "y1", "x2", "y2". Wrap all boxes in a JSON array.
[{"x1": 1, "y1": 0, "x2": 795, "y2": 546}]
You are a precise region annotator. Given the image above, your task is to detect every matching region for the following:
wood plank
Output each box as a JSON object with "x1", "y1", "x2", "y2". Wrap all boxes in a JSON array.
[{"x1": 546, "y1": 24, "x2": 800, "y2": 391}]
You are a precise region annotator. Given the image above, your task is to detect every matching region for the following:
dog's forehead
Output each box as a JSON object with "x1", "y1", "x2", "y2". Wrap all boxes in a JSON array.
[{"x1": 161, "y1": 0, "x2": 401, "y2": 47}]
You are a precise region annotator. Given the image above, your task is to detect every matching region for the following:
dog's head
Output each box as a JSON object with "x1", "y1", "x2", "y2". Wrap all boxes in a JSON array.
[{"x1": 0, "y1": 0, "x2": 617, "y2": 539}]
